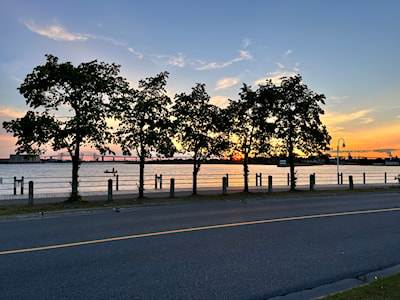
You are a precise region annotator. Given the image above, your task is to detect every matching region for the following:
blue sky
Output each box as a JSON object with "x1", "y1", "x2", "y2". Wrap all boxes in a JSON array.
[{"x1": 1, "y1": 0, "x2": 400, "y2": 158}]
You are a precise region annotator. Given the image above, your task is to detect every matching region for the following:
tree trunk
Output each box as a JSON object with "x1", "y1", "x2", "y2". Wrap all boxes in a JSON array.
[
  {"x1": 243, "y1": 152, "x2": 249, "y2": 192},
  {"x1": 70, "y1": 155, "x2": 80, "y2": 200},
  {"x1": 69, "y1": 108, "x2": 82, "y2": 202},
  {"x1": 192, "y1": 159, "x2": 200, "y2": 195},
  {"x1": 68, "y1": 140, "x2": 81, "y2": 202},
  {"x1": 139, "y1": 155, "x2": 145, "y2": 198},
  {"x1": 288, "y1": 145, "x2": 296, "y2": 191},
  {"x1": 192, "y1": 170, "x2": 198, "y2": 195}
]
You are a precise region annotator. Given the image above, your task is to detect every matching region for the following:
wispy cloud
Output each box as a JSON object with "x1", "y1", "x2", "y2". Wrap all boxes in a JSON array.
[
  {"x1": 90, "y1": 35, "x2": 127, "y2": 46},
  {"x1": 325, "y1": 95, "x2": 348, "y2": 107},
  {"x1": 22, "y1": 19, "x2": 89, "y2": 41},
  {"x1": 0, "y1": 107, "x2": 26, "y2": 118},
  {"x1": 321, "y1": 123, "x2": 345, "y2": 136},
  {"x1": 328, "y1": 96, "x2": 348, "y2": 102},
  {"x1": 127, "y1": 47, "x2": 143, "y2": 59},
  {"x1": 253, "y1": 55, "x2": 299, "y2": 86},
  {"x1": 196, "y1": 50, "x2": 253, "y2": 71},
  {"x1": 152, "y1": 53, "x2": 186, "y2": 67},
  {"x1": 215, "y1": 77, "x2": 240, "y2": 90},
  {"x1": 362, "y1": 117, "x2": 375, "y2": 124},
  {"x1": 21, "y1": 19, "x2": 134, "y2": 50},
  {"x1": 324, "y1": 109, "x2": 375, "y2": 125},
  {"x1": 276, "y1": 62, "x2": 285, "y2": 69}
]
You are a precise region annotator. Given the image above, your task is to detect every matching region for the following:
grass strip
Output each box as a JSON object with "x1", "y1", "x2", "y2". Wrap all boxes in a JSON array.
[{"x1": 322, "y1": 273, "x2": 400, "y2": 299}]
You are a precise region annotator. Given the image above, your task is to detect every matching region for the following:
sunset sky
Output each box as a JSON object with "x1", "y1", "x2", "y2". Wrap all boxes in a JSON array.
[{"x1": 1, "y1": 0, "x2": 399, "y2": 159}]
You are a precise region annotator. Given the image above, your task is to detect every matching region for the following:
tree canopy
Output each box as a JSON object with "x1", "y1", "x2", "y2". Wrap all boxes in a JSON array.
[
  {"x1": 3, "y1": 54, "x2": 128, "y2": 200},
  {"x1": 271, "y1": 75, "x2": 331, "y2": 190},
  {"x1": 172, "y1": 83, "x2": 229, "y2": 195},
  {"x1": 226, "y1": 83, "x2": 275, "y2": 192},
  {"x1": 114, "y1": 71, "x2": 176, "y2": 198}
]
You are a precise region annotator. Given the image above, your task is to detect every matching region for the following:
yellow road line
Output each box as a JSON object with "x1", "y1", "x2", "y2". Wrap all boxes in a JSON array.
[{"x1": 1, "y1": 207, "x2": 400, "y2": 255}]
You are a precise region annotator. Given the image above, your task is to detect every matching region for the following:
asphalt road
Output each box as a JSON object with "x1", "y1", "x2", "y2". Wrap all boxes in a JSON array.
[{"x1": 1, "y1": 192, "x2": 400, "y2": 299}]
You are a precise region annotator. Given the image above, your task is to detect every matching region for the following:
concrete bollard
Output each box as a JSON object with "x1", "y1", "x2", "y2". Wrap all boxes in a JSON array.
[
  {"x1": 310, "y1": 174, "x2": 315, "y2": 191},
  {"x1": 268, "y1": 175, "x2": 273, "y2": 193},
  {"x1": 108, "y1": 179, "x2": 113, "y2": 202},
  {"x1": 222, "y1": 177, "x2": 228, "y2": 195},
  {"x1": 349, "y1": 175, "x2": 354, "y2": 190},
  {"x1": 339, "y1": 173, "x2": 343, "y2": 185},
  {"x1": 256, "y1": 173, "x2": 262, "y2": 186},
  {"x1": 337, "y1": 173, "x2": 344, "y2": 185},
  {"x1": 28, "y1": 181, "x2": 34, "y2": 205},
  {"x1": 155, "y1": 174, "x2": 162, "y2": 189},
  {"x1": 170, "y1": 178, "x2": 175, "y2": 198},
  {"x1": 14, "y1": 176, "x2": 24, "y2": 195}
]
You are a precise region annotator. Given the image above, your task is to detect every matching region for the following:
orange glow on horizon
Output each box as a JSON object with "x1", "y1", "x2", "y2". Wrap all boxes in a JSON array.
[
  {"x1": 328, "y1": 126, "x2": 400, "y2": 159},
  {"x1": 232, "y1": 152, "x2": 245, "y2": 161}
]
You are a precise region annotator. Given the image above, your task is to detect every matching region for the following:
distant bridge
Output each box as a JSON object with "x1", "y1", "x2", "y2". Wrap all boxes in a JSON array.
[
  {"x1": 330, "y1": 149, "x2": 400, "y2": 158},
  {"x1": 41, "y1": 149, "x2": 400, "y2": 162},
  {"x1": 41, "y1": 152, "x2": 221, "y2": 161}
]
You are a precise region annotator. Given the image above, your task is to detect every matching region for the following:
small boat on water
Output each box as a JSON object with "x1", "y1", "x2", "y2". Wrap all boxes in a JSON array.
[{"x1": 104, "y1": 168, "x2": 117, "y2": 174}]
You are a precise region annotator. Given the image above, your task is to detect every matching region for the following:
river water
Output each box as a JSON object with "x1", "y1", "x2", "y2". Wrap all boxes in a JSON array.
[{"x1": 1, "y1": 162, "x2": 399, "y2": 197}]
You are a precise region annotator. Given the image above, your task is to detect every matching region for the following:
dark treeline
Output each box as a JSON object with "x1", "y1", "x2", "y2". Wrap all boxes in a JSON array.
[{"x1": 3, "y1": 55, "x2": 331, "y2": 200}]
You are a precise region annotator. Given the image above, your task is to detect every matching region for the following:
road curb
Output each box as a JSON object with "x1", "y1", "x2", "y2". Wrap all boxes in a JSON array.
[{"x1": 270, "y1": 264, "x2": 400, "y2": 299}]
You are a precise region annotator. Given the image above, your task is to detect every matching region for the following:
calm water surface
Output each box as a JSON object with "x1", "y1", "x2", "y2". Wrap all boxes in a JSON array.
[{"x1": 1, "y1": 162, "x2": 399, "y2": 196}]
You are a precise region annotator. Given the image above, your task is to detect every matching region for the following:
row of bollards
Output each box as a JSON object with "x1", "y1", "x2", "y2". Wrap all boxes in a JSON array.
[
  {"x1": 337, "y1": 172, "x2": 390, "y2": 185},
  {"x1": 14, "y1": 177, "x2": 24, "y2": 195},
  {"x1": 155, "y1": 174, "x2": 162, "y2": 189},
  {"x1": 15, "y1": 172, "x2": 379, "y2": 205},
  {"x1": 107, "y1": 177, "x2": 176, "y2": 202}
]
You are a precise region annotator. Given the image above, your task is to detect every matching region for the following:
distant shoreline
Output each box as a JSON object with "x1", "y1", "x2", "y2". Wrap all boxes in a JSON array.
[{"x1": 1, "y1": 159, "x2": 399, "y2": 166}]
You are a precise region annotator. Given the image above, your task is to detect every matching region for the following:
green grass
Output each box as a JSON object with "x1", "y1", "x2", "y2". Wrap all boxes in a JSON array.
[
  {"x1": 322, "y1": 273, "x2": 400, "y2": 299},
  {"x1": 0, "y1": 192, "x2": 257, "y2": 216}
]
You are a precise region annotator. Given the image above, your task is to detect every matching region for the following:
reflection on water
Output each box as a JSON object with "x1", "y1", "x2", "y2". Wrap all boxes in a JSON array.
[{"x1": 0, "y1": 162, "x2": 399, "y2": 196}]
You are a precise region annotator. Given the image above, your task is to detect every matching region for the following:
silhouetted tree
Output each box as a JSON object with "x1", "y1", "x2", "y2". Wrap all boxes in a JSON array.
[
  {"x1": 3, "y1": 54, "x2": 128, "y2": 201},
  {"x1": 272, "y1": 75, "x2": 331, "y2": 190},
  {"x1": 114, "y1": 72, "x2": 176, "y2": 198},
  {"x1": 172, "y1": 83, "x2": 229, "y2": 195},
  {"x1": 226, "y1": 83, "x2": 275, "y2": 192}
]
